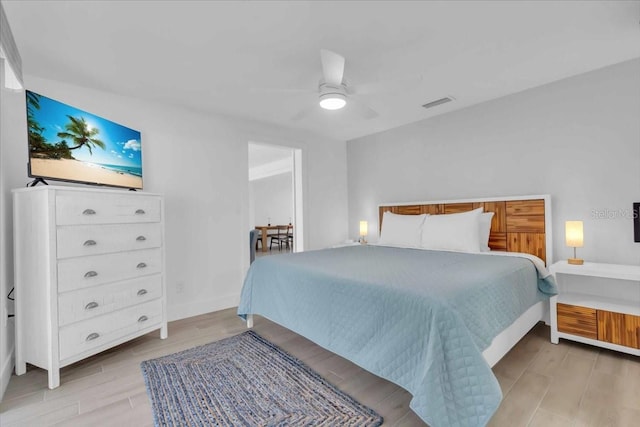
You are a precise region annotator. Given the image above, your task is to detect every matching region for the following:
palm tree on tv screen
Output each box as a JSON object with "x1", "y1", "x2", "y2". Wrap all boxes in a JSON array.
[
  {"x1": 57, "y1": 115, "x2": 106, "y2": 155},
  {"x1": 27, "y1": 92, "x2": 46, "y2": 148}
]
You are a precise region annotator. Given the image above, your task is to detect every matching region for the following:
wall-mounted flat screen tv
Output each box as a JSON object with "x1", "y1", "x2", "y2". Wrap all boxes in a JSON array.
[{"x1": 26, "y1": 90, "x2": 143, "y2": 189}]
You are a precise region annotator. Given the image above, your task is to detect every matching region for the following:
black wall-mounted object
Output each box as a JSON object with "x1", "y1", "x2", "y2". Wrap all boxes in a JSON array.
[{"x1": 634, "y1": 202, "x2": 640, "y2": 243}]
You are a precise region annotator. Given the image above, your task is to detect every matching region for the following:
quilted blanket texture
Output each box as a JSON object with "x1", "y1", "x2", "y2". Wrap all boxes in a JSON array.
[{"x1": 238, "y1": 245, "x2": 556, "y2": 427}]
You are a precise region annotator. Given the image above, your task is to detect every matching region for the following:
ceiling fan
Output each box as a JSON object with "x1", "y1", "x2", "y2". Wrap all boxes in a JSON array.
[
  {"x1": 290, "y1": 49, "x2": 379, "y2": 121},
  {"x1": 318, "y1": 49, "x2": 348, "y2": 110}
]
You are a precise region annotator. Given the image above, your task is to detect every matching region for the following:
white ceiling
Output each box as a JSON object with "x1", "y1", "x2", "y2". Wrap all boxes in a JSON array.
[{"x1": 4, "y1": 1, "x2": 640, "y2": 142}]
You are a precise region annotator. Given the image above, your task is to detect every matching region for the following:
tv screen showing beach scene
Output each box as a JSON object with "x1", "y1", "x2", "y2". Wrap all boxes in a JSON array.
[{"x1": 26, "y1": 90, "x2": 143, "y2": 189}]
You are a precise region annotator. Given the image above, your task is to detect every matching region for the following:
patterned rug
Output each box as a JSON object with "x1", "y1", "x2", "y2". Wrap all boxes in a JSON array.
[{"x1": 140, "y1": 331, "x2": 383, "y2": 426}]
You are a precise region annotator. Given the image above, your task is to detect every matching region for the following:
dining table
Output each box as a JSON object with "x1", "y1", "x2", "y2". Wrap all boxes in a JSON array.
[{"x1": 255, "y1": 225, "x2": 292, "y2": 252}]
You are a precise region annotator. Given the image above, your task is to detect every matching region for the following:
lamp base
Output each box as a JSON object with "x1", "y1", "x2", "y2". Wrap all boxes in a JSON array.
[{"x1": 567, "y1": 258, "x2": 584, "y2": 265}]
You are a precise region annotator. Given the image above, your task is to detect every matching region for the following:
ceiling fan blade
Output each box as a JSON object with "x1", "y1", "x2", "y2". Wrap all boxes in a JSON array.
[
  {"x1": 290, "y1": 104, "x2": 318, "y2": 122},
  {"x1": 320, "y1": 49, "x2": 345, "y2": 86},
  {"x1": 349, "y1": 97, "x2": 379, "y2": 120},
  {"x1": 249, "y1": 87, "x2": 313, "y2": 94},
  {"x1": 351, "y1": 73, "x2": 424, "y2": 96}
]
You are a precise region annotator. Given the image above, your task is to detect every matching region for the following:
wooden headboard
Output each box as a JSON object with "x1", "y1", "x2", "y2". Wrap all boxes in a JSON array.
[{"x1": 379, "y1": 195, "x2": 552, "y2": 265}]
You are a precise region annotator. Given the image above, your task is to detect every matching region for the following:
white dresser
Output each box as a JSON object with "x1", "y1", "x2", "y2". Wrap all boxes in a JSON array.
[{"x1": 12, "y1": 186, "x2": 167, "y2": 389}]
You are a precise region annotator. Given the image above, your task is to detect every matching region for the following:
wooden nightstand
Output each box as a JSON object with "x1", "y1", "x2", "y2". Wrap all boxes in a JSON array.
[{"x1": 549, "y1": 261, "x2": 640, "y2": 356}]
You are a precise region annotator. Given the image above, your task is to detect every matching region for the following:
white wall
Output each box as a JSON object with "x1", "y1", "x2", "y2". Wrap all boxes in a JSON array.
[
  {"x1": 0, "y1": 76, "x2": 348, "y2": 341},
  {"x1": 251, "y1": 172, "x2": 293, "y2": 227},
  {"x1": 0, "y1": 61, "x2": 22, "y2": 401},
  {"x1": 348, "y1": 59, "x2": 640, "y2": 265}
]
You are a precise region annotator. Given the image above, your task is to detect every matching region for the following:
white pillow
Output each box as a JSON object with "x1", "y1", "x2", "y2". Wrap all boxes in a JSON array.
[
  {"x1": 378, "y1": 212, "x2": 427, "y2": 248},
  {"x1": 479, "y1": 212, "x2": 495, "y2": 252},
  {"x1": 420, "y1": 208, "x2": 483, "y2": 253}
]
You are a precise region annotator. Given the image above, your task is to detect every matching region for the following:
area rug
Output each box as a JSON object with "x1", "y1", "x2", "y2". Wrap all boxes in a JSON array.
[{"x1": 140, "y1": 331, "x2": 383, "y2": 426}]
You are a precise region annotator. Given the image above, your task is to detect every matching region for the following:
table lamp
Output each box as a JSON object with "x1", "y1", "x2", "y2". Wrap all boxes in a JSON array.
[
  {"x1": 565, "y1": 220, "x2": 584, "y2": 265},
  {"x1": 359, "y1": 220, "x2": 368, "y2": 244}
]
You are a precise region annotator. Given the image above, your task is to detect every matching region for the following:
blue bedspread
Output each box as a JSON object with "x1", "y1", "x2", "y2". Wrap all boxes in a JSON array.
[{"x1": 237, "y1": 246, "x2": 556, "y2": 427}]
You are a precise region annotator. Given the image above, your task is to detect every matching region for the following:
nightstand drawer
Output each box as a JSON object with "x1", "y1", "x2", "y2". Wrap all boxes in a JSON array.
[
  {"x1": 557, "y1": 303, "x2": 597, "y2": 339},
  {"x1": 597, "y1": 310, "x2": 640, "y2": 349}
]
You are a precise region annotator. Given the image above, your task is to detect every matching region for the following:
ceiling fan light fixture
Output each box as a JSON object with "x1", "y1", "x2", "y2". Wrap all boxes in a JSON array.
[{"x1": 319, "y1": 93, "x2": 346, "y2": 110}]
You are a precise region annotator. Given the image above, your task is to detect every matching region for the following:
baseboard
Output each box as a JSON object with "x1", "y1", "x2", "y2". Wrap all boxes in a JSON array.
[
  {"x1": 168, "y1": 292, "x2": 241, "y2": 322},
  {"x1": 0, "y1": 342, "x2": 15, "y2": 402}
]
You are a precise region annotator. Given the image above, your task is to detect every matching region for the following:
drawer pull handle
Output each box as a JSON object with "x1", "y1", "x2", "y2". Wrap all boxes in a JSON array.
[
  {"x1": 82, "y1": 209, "x2": 96, "y2": 215},
  {"x1": 136, "y1": 262, "x2": 147, "y2": 269},
  {"x1": 138, "y1": 315, "x2": 148, "y2": 323},
  {"x1": 86, "y1": 332, "x2": 100, "y2": 341},
  {"x1": 83, "y1": 240, "x2": 97, "y2": 247},
  {"x1": 84, "y1": 270, "x2": 98, "y2": 278},
  {"x1": 135, "y1": 209, "x2": 146, "y2": 215},
  {"x1": 85, "y1": 301, "x2": 99, "y2": 310},
  {"x1": 136, "y1": 235, "x2": 147, "y2": 241},
  {"x1": 137, "y1": 289, "x2": 148, "y2": 296}
]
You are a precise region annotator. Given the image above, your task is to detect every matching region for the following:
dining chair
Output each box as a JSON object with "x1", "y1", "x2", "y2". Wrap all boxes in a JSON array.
[
  {"x1": 269, "y1": 225, "x2": 289, "y2": 251},
  {"x1": 286, "y1": 225, "x2": 293, "y2": 249}
]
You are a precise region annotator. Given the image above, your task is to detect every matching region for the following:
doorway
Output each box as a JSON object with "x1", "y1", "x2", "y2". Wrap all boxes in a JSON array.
[{"x1": 248, "y1": 142, "x2": 303, "y2": 255}]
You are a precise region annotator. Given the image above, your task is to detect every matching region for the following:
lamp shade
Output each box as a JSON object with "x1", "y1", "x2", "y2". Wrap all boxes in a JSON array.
[
  {"x1": 565, "y1": 221, "x2": 584, "y2": 247},
  {"x1": 359, "y1": 220, "x2": 368, "y2": 237}
]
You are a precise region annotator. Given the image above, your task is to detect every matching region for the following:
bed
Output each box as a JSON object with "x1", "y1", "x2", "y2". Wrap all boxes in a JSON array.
[{"x1": 238, "y1": 195, "x2": 556, "y2": 427}]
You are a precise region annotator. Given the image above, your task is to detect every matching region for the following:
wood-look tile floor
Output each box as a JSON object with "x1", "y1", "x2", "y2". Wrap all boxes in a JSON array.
[{"x1": 1, "y1": 308, "x2": 639, "y2": 426}]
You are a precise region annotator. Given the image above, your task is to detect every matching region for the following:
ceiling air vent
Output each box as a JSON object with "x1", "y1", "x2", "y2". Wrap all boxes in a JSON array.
[{"x1": 422, "y1": 97, "x2": 454, "y2": 110}]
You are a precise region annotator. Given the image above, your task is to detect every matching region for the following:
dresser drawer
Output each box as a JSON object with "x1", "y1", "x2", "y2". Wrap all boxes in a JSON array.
[
  {"x1": 58, "y1": 275, "x2": 162, "y2": 327},
  {"x1": 57, "y1": 248, "x2": 161, "y2": 293},
  {"x1": 59, "y1": 299, "x2": 163, "y2": 361},
  {"x1": 57, "y1": 223, "x2": 161, "y2": 259},
  {"x1": 56, "y1": 191, "x2": 160, "y2": 225}
]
